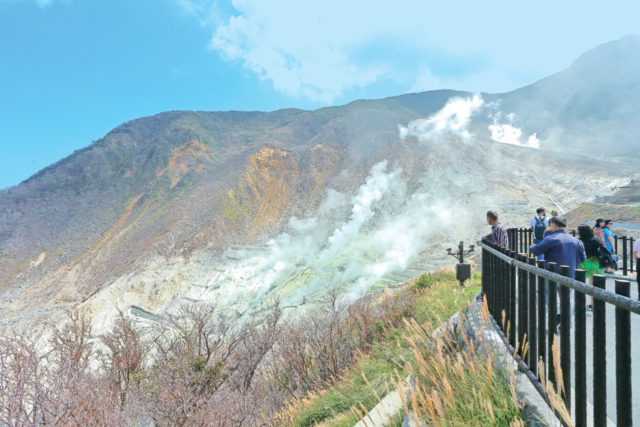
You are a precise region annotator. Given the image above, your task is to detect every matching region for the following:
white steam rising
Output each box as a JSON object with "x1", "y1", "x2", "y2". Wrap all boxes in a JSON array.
[
  {"x1": 399, "y1": 94, "x2": 484, "y2": 140},
  {"x1": 399, "y1": 94, "x2": 540, "y2": 149},
  {"x1": 177, "y1": 93, "x2": 538, "y2": 317},
  {"x1": 179, "y1": 160, "x2": 468, "y2": 315},
  {"x1": 488, "y1": 111, "x2": 540, "y2": 148}
]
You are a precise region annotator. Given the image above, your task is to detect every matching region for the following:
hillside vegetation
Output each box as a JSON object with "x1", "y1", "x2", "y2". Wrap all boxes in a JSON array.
[
  {"x1": 0, "y1": 270, "x2": 526, "y2": 426},
  {"x1": 278, "y1": 272, "x2": 524, "y2": 426}
]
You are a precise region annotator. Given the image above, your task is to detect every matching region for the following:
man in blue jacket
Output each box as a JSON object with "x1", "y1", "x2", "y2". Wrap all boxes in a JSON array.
[
  {"x1": 530, "y1": 216, "x2": 586, "y2": 278},
  {"x1": 530, "y1": 216, "x2": 586, "y2": 328}
]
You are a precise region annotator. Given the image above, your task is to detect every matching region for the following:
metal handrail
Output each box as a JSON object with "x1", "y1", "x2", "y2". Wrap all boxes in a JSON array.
[
  {"x1": 480, "y1": 238, "x2": 636, "y2": 426},
  {"x1": 478, "y1": 241, "x2": 640, "y2": 314}
]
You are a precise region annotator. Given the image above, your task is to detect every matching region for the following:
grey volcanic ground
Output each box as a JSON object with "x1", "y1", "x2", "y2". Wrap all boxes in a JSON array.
[{"x1": 1, "y1": 36, "x2": 639, "y2": 332}]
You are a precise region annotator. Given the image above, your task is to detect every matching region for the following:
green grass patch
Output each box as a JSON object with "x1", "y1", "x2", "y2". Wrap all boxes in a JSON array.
[{"x1": 282, "y1": 271, "x2": 481, "y2": 427}]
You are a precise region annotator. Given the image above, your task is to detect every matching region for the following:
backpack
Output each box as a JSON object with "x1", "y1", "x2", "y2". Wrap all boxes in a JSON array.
[
  {"x1": 597, "y1": 246, "x2": 616, "y2": 269},
  {"x1": 534, "y1": 217, "x2": 546, "y2": 240}
]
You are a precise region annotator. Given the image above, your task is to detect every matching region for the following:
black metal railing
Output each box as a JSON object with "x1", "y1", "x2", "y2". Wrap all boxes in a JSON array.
[
  {"x1": 507, "y1": 227, "x2": 638, "y2": 275},
  {"x1": 480, "y1": 238, "x2": 639, "y2": 426}
]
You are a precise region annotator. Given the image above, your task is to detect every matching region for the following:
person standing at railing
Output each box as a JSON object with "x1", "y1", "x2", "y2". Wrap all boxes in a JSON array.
[
  {"x1": 486, "y1": 210, "x2": 509, "y2": 249},
  {"x1": 593, "y1": 218, "x2": 606, "y2": 245},
  {"x1": 603, "y1": 219, "x2": 617, "y2": 273},
  {"x1": 531, "y1": 217, "x2": 586, "y2": 328},
  {"x1": 529, "y1": 217, "x2": 586, "y2": 279},
  {"x1": 577, "y1": 224, "x2": 606, "y2": 310},
  {"x1": 530, "y1": 208, "x2": 549, "y2": 260}
]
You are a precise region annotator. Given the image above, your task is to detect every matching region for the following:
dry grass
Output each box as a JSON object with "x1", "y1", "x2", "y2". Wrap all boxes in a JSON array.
[
  {"x1": 353, "y1": 298, "x2": 525, "y2": 427},
  {"x1": 277, "y1": 273, "x2": 484, "y2": 427},
  {"x1": 538, "y1": 336, "x2": 573, "y2": 427}
]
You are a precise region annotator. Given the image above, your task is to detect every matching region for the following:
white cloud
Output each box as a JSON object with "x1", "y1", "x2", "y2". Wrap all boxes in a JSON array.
[
  {"x1": 187, "y1": 0, "x2": 495, "y2": 102},
  {"x1": 209, "y1": 3, "x2": 387, "y2": 102},
  {"x1": 399, "y1": 94, "x2": 484, "y2": 140},
  {"x1": 175, "y1": 0, "x2": 640, "y2": 103}
]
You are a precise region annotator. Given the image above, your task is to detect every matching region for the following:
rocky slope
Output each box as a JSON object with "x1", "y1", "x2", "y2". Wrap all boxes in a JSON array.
[{"x1": 1, "y1": 37, "x2": 638, "y2": 331}]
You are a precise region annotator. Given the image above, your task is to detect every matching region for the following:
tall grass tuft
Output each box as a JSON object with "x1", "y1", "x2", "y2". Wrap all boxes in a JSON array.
[{"x1": 354, "y1": 298, "x2": 525, "y2": 426}]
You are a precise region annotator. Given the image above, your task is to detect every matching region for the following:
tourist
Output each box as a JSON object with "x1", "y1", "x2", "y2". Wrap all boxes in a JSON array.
[
  {"x1": 577, "y1": 224, "x2": 606, "y2": 310},
  {"x1": 593, "y1": 218, "x2": 606, "y2": 245},
  {"x1": 530, "y1": 217, "x2": 586, "y2": 278},
  {"x1": 531, "y1": 217, "x2": 585, "y2": 329},
  {"x1": 603, "y1": 219, "x2": 617, "y2": 272},
  {"x1": 530, "y1": 208, "x2": 549, "y2": 259},
  {"x1": 486, "y1": 210, "x2": 509, "y2": 249}
]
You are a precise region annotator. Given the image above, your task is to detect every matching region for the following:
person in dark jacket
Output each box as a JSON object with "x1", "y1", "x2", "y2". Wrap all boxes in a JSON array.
[
  {"x1": 530, "y1": 217, "x2": 586, "y2": 278},
  {"x1": 577, "y1": 223, "x2": 606, "y2": 309},
  {"x1": 531, "y1": 216, "x2": 586, "y2": 328}
]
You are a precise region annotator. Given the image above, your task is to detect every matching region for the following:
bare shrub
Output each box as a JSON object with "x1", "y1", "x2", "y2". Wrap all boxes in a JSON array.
[
  {"x1": 99, "y1": 310, "x2": 147, "y2": 408},
  {"x1": 0, "y1": 330, "x2": 46, "y2": 426},
  {"x1": 0, "y1": 284, "x2": 415, "y2": 426},
  {"x1": 0, "y1": 312, "x2": 108, "y2": 425}
]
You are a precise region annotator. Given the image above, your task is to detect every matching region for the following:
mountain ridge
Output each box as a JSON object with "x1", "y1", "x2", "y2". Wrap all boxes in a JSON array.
[{"x1": 1, "y1": 36, "x2": 638, "y2": 330}]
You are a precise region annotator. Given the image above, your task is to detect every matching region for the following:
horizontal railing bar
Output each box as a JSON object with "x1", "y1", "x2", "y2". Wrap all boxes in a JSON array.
[
  {"x1": 605, "y1": 273, "x2": 638, "y2": 282},
  {"x1": 479, "y1": 241, "x2": 640, "y2": 315}
]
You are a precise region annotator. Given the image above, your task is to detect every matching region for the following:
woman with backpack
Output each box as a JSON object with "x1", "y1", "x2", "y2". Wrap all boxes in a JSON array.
[{"x1": 578, "y1": 223, "x2": 608, "y2": 310}]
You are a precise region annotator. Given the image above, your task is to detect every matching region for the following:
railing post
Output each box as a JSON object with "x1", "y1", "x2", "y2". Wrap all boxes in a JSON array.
[
  {"x1": 615, "y1": 279, "x2": 632, "y2": 427},
  {"x1": 490, "y1": 243, "x2": 497, "y2": 318},
  {"x1": 492, "y1": 243, "x2": 498, "y2": 318},
  {"x1": 492, "y1": 243, "x2": 498, "y2": 319},
  {"x1": 593, "y1": 274, "x2": 607, "y2": 427},
  {"x1": 482, "y1": 243, "x2": 488, "y2": 298},
  {"x1": 528, "y1": 228, "x2": 533, "y2": 249},
  {"x1": 631, "y1": 237, "x2": 635, "y2": 273},
  {"x1": 574, "y1": 269, "x2": 587, "y2": 427},
  {"x1": 559, "y1": 265, "x2": 571, "y2": 411},
  {"x1": 488, "y1": 243, "x2": 494, "y2": 317},
  {"x1": 509, "y1": 250, "x2": 517, "y2": 348},
  {"x1": 528, "y1": 256, "x2": 537, "y2": 375},
  {"x1": 500, "y1": 246, "x2": 508, "y2": 329},
  {"x1": 537, "y1": 260, "x2": 547, "y2": 383},
  {"x1": 519, "y1": 229, "x2": 524, "y2": 253},
  {"x1": 547, "y1": 262, "x2": 558, "y2": 388},
  {"x1": 507, "y1": 228, "x2": 516, "y2": 251},
  {"x1": 615, "y1": 234, "x2": 619, "y2": 257},
  {"x1": 517, "y1": 254, "x2": 528, "y2": 360},
  {"x1": 622, "y1": 236, "x2": 628, "y2": 276}
]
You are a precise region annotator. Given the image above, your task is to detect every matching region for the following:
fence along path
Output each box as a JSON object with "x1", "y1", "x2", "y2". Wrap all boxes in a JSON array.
[{"x1": 480, "y1": 238, "x2": 637, "y2": 426}]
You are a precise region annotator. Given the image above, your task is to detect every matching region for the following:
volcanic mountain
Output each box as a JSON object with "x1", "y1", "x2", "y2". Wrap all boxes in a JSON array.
[{"x1": 1, "y1": 36, "x2": 638, "y2": 330}]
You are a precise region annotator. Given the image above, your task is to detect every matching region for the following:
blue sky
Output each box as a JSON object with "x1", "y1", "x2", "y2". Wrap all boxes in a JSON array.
[{"x1": 0, "y1": 0, "x2": 639, "y2": 189}]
